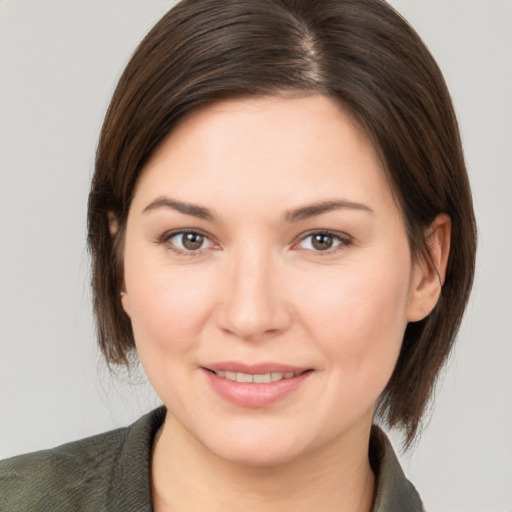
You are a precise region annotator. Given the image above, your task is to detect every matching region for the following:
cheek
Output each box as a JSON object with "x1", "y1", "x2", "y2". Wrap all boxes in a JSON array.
[
  {"x1": 295, "y1": 257, "x2": 412, "y2": 378},
  {"x1": 125, "y1": 263, "x2": 218, "y2": 408},
  {"x1": 123, "y1": 246, "x2": 216, "y2": 362}
]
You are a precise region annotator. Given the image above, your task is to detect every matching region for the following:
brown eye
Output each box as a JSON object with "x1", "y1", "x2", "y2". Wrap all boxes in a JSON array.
[
  {"x1": 297, "y1": 231, "x2": 350, "y2": 253},
  {"x1": 166, "y1": 231, "x2": 213, "y2": 252},
  {"x1": 182, "y1": 232, "x2": 204, "y2": 250},
  {"x1": 311, "y1": 233, "x2": 334, "y2": 251}
]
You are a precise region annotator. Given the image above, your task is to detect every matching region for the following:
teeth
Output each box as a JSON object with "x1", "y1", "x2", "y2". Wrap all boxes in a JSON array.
[
  {"x1": 237, "y1": 373, "x2": 253, "y2": 383},
  {"x1": 254, "y1": 373, "x2": 271, "y2": 383},
  {"x1": 214, "y1": 371, "x2": 298, "y2": 383}
]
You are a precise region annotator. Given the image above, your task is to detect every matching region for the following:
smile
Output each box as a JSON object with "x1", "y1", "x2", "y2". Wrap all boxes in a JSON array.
[
  {"x1": 212, "y1": 371, "x2": 298, "y2": 383},
  {"x1": 204, "y1": 365, "x2": 312, "y2": 408}
]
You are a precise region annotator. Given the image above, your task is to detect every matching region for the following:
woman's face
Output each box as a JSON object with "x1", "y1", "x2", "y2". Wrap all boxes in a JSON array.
[{"x1": 121, "y1": 95, "x2": 427, "y2": 466}]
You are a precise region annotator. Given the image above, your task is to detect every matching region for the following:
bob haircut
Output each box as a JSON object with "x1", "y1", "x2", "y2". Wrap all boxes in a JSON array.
[{"x1": 88, "y1": 0, "x2": 477, "y2": 446}]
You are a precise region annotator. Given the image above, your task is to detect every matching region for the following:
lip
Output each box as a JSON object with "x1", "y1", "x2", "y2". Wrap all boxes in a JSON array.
[
  {"x1": 201, "y1": 361, "x2": 313, "y2": 408},
  {"x1": 205, "y1": 361, "x2": 309, "y2": 374}
]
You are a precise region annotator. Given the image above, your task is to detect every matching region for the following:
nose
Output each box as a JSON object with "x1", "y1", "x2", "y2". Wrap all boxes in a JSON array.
[{"x1": 215, "y1": 246, "x2": 292, "y2": 340}]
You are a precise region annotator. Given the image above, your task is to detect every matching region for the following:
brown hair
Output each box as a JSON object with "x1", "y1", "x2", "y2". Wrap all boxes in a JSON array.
[{"x1": 88, "y1": 0, "x2": 477, "y2": 446}]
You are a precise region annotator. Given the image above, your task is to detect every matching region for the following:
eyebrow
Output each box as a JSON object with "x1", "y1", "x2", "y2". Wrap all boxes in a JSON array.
[
  {"x1": 142, "y1": 196, "x2": 373, "y2": 223},
  {"x1": 283, "y1": 199, "x2": 374, "y2": 223},
  {"x1": 142, "y1": 197, "x2": 218, "y2": 222}
]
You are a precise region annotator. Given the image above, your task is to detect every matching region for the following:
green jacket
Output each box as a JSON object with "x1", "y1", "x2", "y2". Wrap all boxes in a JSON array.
[{"x1": 0, "y1": 407, "x2": 424, "y2": 511}]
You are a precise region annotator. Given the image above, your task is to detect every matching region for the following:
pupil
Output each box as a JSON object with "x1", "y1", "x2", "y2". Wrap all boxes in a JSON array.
[
  {"x1": 312, "y1": 234, "x2": 333, "y2": 250},
  {"x1": 183, "y1": 233, "x2": 203, "y2": 250}
]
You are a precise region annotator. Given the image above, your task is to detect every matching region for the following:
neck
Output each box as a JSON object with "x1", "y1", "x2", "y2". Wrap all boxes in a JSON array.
[{"x1": 151, "y1": 412, "x2": 375, "y2": 512}]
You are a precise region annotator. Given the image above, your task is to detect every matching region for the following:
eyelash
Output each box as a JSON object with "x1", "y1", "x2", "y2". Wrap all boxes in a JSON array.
[
  {"x1": 157, "y1": 229, "x2": 216, "y2": 256},
  {"x1": 156, "y1": 229, "x2": 353, "y2": 256},
  {"x1": 295, "y1": 231, "x2": 353, "y2": 255}
]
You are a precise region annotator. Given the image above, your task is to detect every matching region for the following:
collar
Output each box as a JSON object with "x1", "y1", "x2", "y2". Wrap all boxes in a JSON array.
[{"x1": 369, "y1": 425, "x2": 424, "y2": 511}]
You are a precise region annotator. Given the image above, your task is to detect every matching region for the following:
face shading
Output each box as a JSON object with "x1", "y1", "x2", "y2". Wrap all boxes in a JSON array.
[{"x1": 120, "y1": 95, "x2": 428, "y2": 466}]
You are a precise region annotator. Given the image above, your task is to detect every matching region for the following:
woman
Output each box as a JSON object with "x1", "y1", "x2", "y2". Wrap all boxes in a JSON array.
[{"x1": 0, "y1": 0, "x2": 476, "y2": 510}]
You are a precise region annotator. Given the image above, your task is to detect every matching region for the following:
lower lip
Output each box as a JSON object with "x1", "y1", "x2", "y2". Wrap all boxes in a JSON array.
[{"x1": 203, "y1": 370, "x2": 312, "y2": 408}]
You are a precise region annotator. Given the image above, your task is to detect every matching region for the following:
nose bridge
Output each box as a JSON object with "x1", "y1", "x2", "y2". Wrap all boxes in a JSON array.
[{"x1": 217, "y1": 240, "x2": 290, "y2": 339}]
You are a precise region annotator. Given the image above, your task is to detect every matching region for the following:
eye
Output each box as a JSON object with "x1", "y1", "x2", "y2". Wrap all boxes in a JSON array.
[
  {"x1": 165, "y1": 230, "x2": 214, "y2": 252},
  {"x1": 297, "y1": 232, "x2": 350, "y2": 252}
]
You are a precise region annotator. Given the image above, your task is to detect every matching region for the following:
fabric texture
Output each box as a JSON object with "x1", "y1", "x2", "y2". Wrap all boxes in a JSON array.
[{"x1": 0, "y1": 407, "x2": 424, "y2": 511}]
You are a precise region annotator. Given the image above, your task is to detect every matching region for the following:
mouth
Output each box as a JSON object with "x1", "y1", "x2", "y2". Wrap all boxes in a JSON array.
[
  {"x1": 209, "y1": 370, "x2": 304, "y2": 383},
  {"x1": 202, "y1": 363, "x2": 313, "y2": 408}
]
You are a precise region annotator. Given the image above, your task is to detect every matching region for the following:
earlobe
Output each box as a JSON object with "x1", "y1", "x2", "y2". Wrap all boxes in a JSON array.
[
  {"x1": 109, "y1": 211, "x2": 130, "y2": 316},
  {"x1": 407, "y1": 214, "x2": 451, "y2": 322},
  {"x1": 108, "y1": 211, "x2": 119, "y2": 236},
  {"x1": 120, "y1": 287, "x2": 131, "y2": 317}
]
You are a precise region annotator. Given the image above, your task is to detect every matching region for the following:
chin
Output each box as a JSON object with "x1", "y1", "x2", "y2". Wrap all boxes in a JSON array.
[
  {"x1": 214, "y1": 441, "x2": 304, "y2": 468},
  {"x1": 197, "y1": 422, "x2": 316, "y2": 468}
]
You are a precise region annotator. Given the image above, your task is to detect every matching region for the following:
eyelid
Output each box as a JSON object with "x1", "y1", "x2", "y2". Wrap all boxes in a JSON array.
[
  {"x1": 155, "y1": 228, "x2": 352, "y2": 255},
  {"x1": 157, "y1": 228, "x2": 218, "y2": 253},
  {"x1": 293, "y1": 230, "x2": 353, "y2": 253}
]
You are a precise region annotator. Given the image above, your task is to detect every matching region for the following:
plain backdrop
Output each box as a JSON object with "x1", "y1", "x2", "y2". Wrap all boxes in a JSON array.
[{"x1": 0, "y1": 1, "x2": 511, "y2": 511}]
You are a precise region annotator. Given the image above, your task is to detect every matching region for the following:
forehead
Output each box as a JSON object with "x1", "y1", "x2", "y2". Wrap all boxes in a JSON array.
[{"x1": 131, "y1": 94, "x2": 397, "y2": 220}]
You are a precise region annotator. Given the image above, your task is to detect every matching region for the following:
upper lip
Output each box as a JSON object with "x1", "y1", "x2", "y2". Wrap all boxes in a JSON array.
[{"x1": 203, "y1": 362, "x2": 311, "y2": 374}]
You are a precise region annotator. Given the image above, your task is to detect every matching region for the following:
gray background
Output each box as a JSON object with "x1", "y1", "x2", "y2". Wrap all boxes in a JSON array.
[{"x1": 0, "y1": 1, "x2": 510, "y2": 510}]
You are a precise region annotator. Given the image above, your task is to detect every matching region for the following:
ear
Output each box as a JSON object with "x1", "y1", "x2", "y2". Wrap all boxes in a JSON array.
[
  {"x1": 120, "y1": 288, "x2": 131, "y2": 317},
  {"x1": 108, "y1": 211, "x2": 131, "y2": 317},
  {"x1": 407, "y1": 214, "x2": 451, "y2": 322},
  {"x1": 108, "y1": 211, "x2": 119, "y2": 236}
]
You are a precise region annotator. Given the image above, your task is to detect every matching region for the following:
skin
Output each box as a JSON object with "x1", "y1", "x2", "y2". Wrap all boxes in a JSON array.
[{"x1": 119, "y1": 95, "x2": 450, "y2": 512}]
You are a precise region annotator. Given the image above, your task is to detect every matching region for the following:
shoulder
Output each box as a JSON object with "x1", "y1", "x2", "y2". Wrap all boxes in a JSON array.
[
  {"x1": 0, "y1": 407, "x2": 165, "y2": 512},
  {"x1": 0, "y1": 426, "x2": 127, "y2": 511}
]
